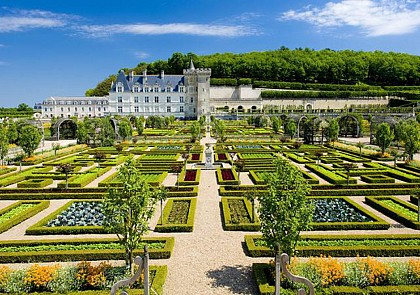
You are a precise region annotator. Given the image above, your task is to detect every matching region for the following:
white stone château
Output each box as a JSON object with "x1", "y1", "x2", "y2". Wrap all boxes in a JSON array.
[{"x1": 40, "y1": 61, "x2": 389, "y2": 119}]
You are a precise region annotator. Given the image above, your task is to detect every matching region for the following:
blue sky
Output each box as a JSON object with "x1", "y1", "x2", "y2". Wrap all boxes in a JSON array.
[{"x1": 1, "y1": 0, "x2": 420, "y2": 108}]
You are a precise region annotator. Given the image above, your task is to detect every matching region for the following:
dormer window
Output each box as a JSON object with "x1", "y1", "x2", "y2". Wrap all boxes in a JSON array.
[
  {"x1": 153, "y1": 86, "x2": 160, "y2": 92},
  {"x1": 179, "y1": 86, "x2": 185, "y2": 92},
  {"x1": 166, "y1": 86, "x2": 172, "y2": 92},
  {"x1": 116, "y1": 82, "x2": 124, "y2": 93},
  {"x1": 133, "y1": 86, "x2": 140, "y2": 93},
  {"x1": 144, "y1": 86, "x2": 150, "y2": 92}
]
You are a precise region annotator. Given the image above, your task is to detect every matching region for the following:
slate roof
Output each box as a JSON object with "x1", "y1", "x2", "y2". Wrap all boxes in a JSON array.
[{"x1": 112, "y1": 71, "x2": 185, "y2": 93}]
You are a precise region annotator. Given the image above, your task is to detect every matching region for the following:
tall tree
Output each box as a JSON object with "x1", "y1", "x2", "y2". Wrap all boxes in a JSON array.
[
  {"x1": 190, "y1": 121, "x2": 200, "y2": 143},
  {"x1": 257, "y1": 159, "x2": 313, "y2": 257},
  {"x1": 285, "y1": 119, "x2": 297, "y2": 140},
  {"x1": 375, "y1": 123, "x2": 394, "y2": 155},
  {"x1": 103, "y1": 158, "x2": 162, "y2": 274},
  {"x1": 0, "y1": 127, "x2": 9, "y2": 165},
  {"x1": 326, "y1": 119, "x2": 339, "y2": 146},
  {"x1": 18, "y1": 125, "x2": 42, "y2": 157},
  {"x1": 99, "y1": 118, "x2": 115, "y2": 146},
  {"x1": 399, "y1": 120, "x2": 420, "y2": 161},
  {"x1": 118, "y1": 119, "x2": 132, "y2": 141},
  {"x1": 6, "y1": 120, "x2": 18, "y2": 144}
]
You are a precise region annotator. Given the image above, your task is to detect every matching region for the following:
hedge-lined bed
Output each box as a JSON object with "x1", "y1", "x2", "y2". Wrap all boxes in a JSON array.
[
  {"x1": 17, "y1": 178, "x2": 53, "y2": 188},
  {"x1": 0, "y1": 237, "x2": 174, "y2": 263},
  {"x1": 244, "y1": 234, "x2": 420, "y2": 257},
  {"x1": 360, "y1": 174, "x2": 395, "y2": 183},
  {"x1": 365, "y1": 196, "x2": 420, "y2": 230},
  {"x1": 0, "y1": 200, "x2": 49, "y2": 234},
  {"x1": 252, "y1": 263, "x2": 420, "y2": 295},
  {"x1": 26, "y1": 200, "x2": 107, "y2": 235},
  {"x1": 177, "y1": 169, "x2": 201, "y2": 186},
  {"x1": 221, "y1": 197, "x2": 260, "y2": 231},
  {"x1": 99, "y1": 171, "x2": 168, "y2": 187},
  {"x1": 214, "y1": 153, "x2": 230, "y2": 162},
  {"x1": 216, "y1": 168, "x2": 239, "y2": 185},
  {"x1": 219, "y1": 185, "x2": 267, "y2": 197},
  {"x1": 166, "y1": 186, "x2": 199, "y2": 198},
  {"x1": 56, "y1": 167, "x2": 111, "y2": 188},
  {"x1": 305, "y1": 164, "x2": 357, "y2": 185},
  {"x1": 154, "y1": 198, "x2": 196, "y2": 232},
  {"x1": 249, "y1": 169, "x2": 319, "y2": 185},
  {"x1": 309, "y1": 196, "x2": 389, "y2": 230}
]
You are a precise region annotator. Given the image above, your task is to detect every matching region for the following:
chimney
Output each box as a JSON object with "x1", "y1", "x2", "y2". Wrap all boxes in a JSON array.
[
  {"x1": 160, "y1": 70, "x2": 165, "y2": 80},
  {"x1": 143, "y1": 69, "x2": 147, "y2": 83},
  {"x1": 129, "y1": 71, "x2": 135, "y2": 81}
]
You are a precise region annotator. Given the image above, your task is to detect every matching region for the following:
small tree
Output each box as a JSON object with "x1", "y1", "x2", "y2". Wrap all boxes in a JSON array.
[
  {"x1": 356, "y1": 141, "x2": 364, "y2": 158},
  {"x1": 390, "y1": 149, "x2": 400, "y2": 167},
  {"x1": 342, "y1": 163, "x2": 357, "y2": 186},
  {"x1": 115, "y1": 144, "x2": 124, "y2": 158},
  {"x1": 190, "y1": 122, "x2": 201, "y2": 143},
  {"x1": 94, "y1": 151, "x2": 106, "y2": 168},
  {"x1": 18, "y1": 125, "x2": 42, "y2": 157},
  {"x1": 375, "y1": 123, "x2": 394, "y2": 156},
  {"x1": 171, "y1": 163, "x2": 183, "y2": 189},
  {"x1": 156, "y1": 186, "x2": 168, "y2": 225},
  {"x1": 257, "y1": 159, "x2": 313, "y2": 257},
  {"x1": 52, "y1": 143, "x2": 60, "y2": 156},
  {"x1": 315, "y1": 151, "x2": 323, "y2": 164},
  {"x1": 234, "y1": 159, "x2": 245, "y2": 185},
  {"x1": 103, "y1": 158, "x2": 161, "y2": 275},
  {"x1": 56, "y1": 163, "x2": 75, "y2": 189},
  {"x1": 400, "y1": 121, "x2": 420, "y2": 161},
  {"x1": 326, "y1": 119, "x2": 339, "y2": 147},
  {"x1": 118, "y1": 120, "x2": 132, "y2": 141},
  {"x1": 245, "y1": 189, "x2": 259, "y2": 223}
]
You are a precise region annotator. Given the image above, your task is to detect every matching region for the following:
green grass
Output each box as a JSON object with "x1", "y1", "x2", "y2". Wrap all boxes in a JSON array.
[{"x1": 0, "y1": 203, "x2": 36, "y2": 223}]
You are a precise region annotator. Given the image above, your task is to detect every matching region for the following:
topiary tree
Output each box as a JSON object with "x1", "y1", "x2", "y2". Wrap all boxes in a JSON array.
[
  {"x1": 326, "y1": 119, "x2": 339, "y2": 147},
  {"x1": 171, "y1": 163, "x2": 183, "y2": 189},
  {"x1": 342, "y1": 163, "x2": 357, "y2": 186},
  {"x1": 356, "y1": 141, "x2": 364, "y2": 157},
  {"x1": 103, "y1": 158, "x2": 162, "y2": 275},
  {"x1": 285, "y1": 120, "x2": 297, "y2": 140},
  {"x1": 56, "y1": 163, "x2": 75, "y2": 189},
  {"x1": 52, "y1": 143, "x2": 61, "y2": 156},
  {"x1": 234, "y1": 159, "x2": 245, "y2": 185},
  {"x1": 257, "y1": 159, "x2": 313, "y2": 258}
]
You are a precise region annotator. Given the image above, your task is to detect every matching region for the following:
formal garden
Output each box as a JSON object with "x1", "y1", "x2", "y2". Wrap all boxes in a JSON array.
[{"x1": 0, "y1": 115, "x2": 419, "y2": 294}]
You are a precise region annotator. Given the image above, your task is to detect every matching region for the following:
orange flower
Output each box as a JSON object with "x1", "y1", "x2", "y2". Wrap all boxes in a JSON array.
[
  {"x1": 76, "y1": 261, "x2": 111, "y2": 289},
  {"x1": 308, "y1": 255, "x2": 345, "y2": 287},
  {"x1": 357, "y1": 256, "x2": 392, "y2": 286},
  {"x1": 0, "y1": 266, "x2": 11, "y2": 287},
  {"x1": 24, "y1": 264, "x2": 60, "y2": 290}
]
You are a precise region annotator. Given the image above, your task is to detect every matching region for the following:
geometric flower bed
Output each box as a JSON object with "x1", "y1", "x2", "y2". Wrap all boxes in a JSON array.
[
  {"x1": 0, "y1": 237, "x2": 175, "y2": 262},
  {"x1": 360, "y1": 174, "x2": 395, "y2": 183},
  {"x1": 310, "y1": 197, "x2": 389, "y2": 230},
  {"x1": 177, "y1": 169, "x2": 201, "y2": 186},
  {"x1": 155, "y1": 198, "x2": 197, "y2": 232},
  {"x1": 0, "y1": 201, "x2": 50, "y2": 234},
  {"x1": 46, "y1": 201, "x2": 103, "y2": 227},
  {"x1": 0, "y1": 263, "x2": 167, "y2": 294},
  {"x1": 366, "y1": 196, "x2": 420, "y2": 229},
  {"x1": 26, "y1": 200, "x2": 107, "y2": 235},
  {"x1": 216, "y1": 168, "x2": 239, "y2": 185},
  {"x1": 220, "y1": 197, "x2": 259, "y2": 231},
  {"x1": 252, "y1": 258, "x2": 420, "y2": 295},
  {"x1": 17, "y1": 178, "x2": 53, "y2": 188}
]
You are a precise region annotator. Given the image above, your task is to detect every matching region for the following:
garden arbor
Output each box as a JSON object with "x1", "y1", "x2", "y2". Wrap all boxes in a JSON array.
[
  {"x1": 338, "y1": 115, "x2": 360, "y2": 137},
  {"x1": 51, "y1": 118, "x2": 77, "y2": 140}
]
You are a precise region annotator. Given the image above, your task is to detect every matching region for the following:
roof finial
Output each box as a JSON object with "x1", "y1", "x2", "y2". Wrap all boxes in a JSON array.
[{"x1": 189, "y1": 59, "x2": 195, "y2": 70}]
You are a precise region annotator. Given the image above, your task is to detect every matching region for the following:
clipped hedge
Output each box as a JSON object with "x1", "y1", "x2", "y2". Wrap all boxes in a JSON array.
[
  {"x1": 244, "y1": 234, "x2": 420, "y2": 257},
  {"x1": 0, "y1": 237, "x2": 174, "y2": 263},
  {"x1": 17, "y1": 178, "x2": 53, "y2": 188},
  {"x1": 360, "y1": 174, "x2": 395, "y2": 184},
  {"x1": 166, "y1": 186, "x2": 199, "y2": 198},
  {"x1": 154, "y1": 198, "x2": 196, "y2": 232},
  {"x1": 26, "y1": 200, "x2": 106, "y2": 235},
  {"x1": 221, "y1": 197, "x2": 260, "y2": 231},
  {"x1": 305, "y1": 164, "x2": 356, "y2": 185},
  {"x1": 365, "y1": 196, "x2": 420, "y2": 230},
  {"x1": 0, "y1": 200, "x2": 49, "y2": 234},
  {"x1": 219, "y1": 185, "x2": 267, "y2": 197},
  {"x1": 0, "y1": 192, "x2": 106, "y2": 200}
]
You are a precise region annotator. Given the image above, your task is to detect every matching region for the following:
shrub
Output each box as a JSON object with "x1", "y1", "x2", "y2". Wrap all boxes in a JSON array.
[
  {"x1": 75, "y1": 261, "x2": 111, "y2": 290},
  {"x1": 0, "y1": 266, "x2": 11, "y2": 292},
  {"x1": 48, "y1": 266, "x2": 81, "y2": 293},
  {"x1": 24, "y1": 264, "x2": 60, "y2": 291},
  {"x1": 3, "y1": 269, "x2": 30, "y2": 294},
  {"x1": 408, "y1": 259, "x2": 420, "y2": 284}
]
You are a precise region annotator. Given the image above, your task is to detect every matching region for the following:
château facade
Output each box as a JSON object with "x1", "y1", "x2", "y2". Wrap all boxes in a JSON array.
[{"x1": 40, "y1": 61, "x2": 389, "y2": 119}]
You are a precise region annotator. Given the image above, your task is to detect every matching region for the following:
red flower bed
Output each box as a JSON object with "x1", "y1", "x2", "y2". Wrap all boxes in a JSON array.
[
  {"x1": 191, "y1": 154, "x2": 200, "y2": 161},
  {"x1": 218, "y1": 153, "x2": 227, "y2": 160},
  {"x1": 221, "y1": 169, "x2": 234, "y2": 181},
  {"x1": 184, "y1": 170, "x2": 197, "y2": 182}
]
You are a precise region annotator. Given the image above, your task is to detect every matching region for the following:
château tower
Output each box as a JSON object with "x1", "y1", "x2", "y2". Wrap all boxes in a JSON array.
[{"x1": 183, "y1": 60, "x2": 211, "y2": 119}]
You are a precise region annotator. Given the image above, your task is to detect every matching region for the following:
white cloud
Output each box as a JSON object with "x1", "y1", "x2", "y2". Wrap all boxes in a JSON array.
[
  {"x1": 0, "y1": 8, "x2": 76, "y2": 33},
  {"x1": 76, "y1": 23, "x2": 256, "y2": 38},
  {"x1": 281, "y1": 0, "x2": 420, "y2": 36},
  {"x1": 134, "y1": 51, "x2": 150, "y2": 59}
]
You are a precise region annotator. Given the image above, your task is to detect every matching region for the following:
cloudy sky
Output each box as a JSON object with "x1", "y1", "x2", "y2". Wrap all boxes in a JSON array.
[{"x1": 1, "y1": 0, "x2": 420, "y2": 107}]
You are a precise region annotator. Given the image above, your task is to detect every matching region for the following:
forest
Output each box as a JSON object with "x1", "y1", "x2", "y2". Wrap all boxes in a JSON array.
[{"x1": 86, "y1": 48, "x2": 420, "y2": 97}]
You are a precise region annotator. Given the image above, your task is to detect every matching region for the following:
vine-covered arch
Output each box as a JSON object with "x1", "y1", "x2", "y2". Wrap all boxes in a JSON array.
[
  {"x1": 338, "y1": 115, "x2": 360, "y2": 137},
  {"x1": 52, "y1": 118, "x2": 77, "y2": 140}
]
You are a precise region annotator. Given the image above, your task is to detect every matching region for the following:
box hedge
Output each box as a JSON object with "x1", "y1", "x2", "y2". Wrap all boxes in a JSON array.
[
  {"x1": 221, "y1": 197, "x2": 260, "y2": 231},
  {"x1": 154, "y1": 198, "x2": 196, "y2": 232}
]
